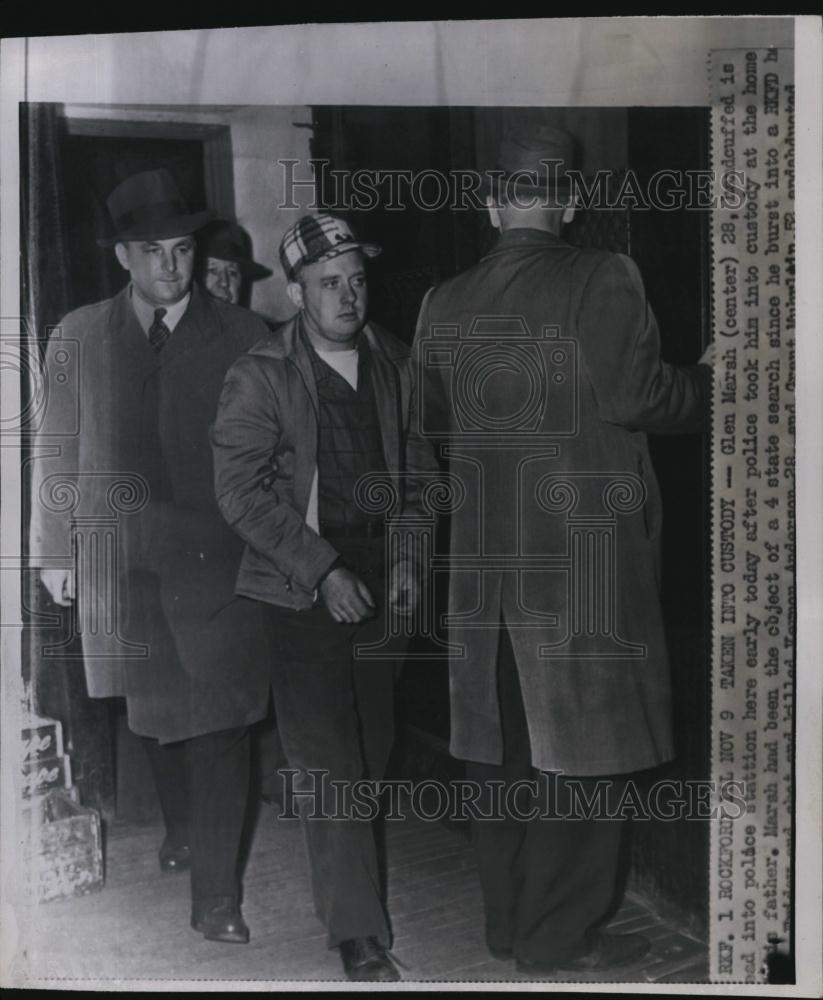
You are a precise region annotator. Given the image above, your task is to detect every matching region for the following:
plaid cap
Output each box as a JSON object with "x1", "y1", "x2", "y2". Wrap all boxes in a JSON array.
[{"x1": 279, "y1": 214, "x2": 382, "y2": 281}]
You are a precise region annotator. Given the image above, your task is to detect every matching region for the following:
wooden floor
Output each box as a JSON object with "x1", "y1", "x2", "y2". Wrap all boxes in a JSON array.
[{"x1": 18, "y1": 806, "x2": 708, "y2": 987}]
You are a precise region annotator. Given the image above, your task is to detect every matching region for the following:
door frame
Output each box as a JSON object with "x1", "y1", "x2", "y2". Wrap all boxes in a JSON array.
[{"x1": 64, "y1": 117, "x2": 235, "y2": 220}]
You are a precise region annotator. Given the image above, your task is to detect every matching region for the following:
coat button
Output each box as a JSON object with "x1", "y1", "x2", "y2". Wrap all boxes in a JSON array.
[
  {"x1": 261, "y1": 475, "x2": 273, "y2": 492},
  {"x1": 284, "y1": 580, "x2": 292, "y2": 591}
]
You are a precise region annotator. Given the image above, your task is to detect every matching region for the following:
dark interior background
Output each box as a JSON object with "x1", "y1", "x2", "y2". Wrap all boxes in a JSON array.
[
  {"x1": 60, "y1": 134, "x2": 209, "y2": 306},
  {"x1": 27, "y1": 104, "x2": 712, "y2": 936}
]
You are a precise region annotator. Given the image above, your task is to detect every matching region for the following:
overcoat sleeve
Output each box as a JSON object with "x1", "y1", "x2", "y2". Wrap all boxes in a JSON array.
[
  {"x1": 577, "y1": 253, "x2": 711, "y2": 434},
  {"x1": 211, "y1": 353, "x2": 339, "y2": 592},
  {"x1": 402, "y1": 288, "x2": 448, "y2": 512},
  {"x1": 29, "y1": 314, "x2": 83, "y2": 565}
]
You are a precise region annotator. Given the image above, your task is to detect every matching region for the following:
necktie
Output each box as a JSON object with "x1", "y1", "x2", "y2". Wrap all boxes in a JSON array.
[{"x1": 148, "y1": 308, "x2": 171, "y2": 353}]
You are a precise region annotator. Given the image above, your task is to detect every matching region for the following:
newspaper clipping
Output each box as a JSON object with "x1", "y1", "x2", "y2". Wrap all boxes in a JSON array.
[{"x1": 0, "y1": 15, "x2": 820, "y2": 995}]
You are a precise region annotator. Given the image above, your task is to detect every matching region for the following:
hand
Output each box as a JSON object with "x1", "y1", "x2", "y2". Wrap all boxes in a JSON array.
[
  {"x1": 319, "y1": 567, "x2": 376, "y2": 624},
  {"x1": 389, "y1": 559, "x2": 417, "y2": 617},
  {"x1": 40, "y1": 568, "x2": 75, "y2": 606},
  {"x1": 698, "y1": 341, "x2": 715, "y2": 367}
]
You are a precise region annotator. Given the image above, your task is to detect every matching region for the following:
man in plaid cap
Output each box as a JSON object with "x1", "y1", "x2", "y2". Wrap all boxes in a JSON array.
[{"x1": 212, "y1": 213, "x2": 414, "y2": 981}]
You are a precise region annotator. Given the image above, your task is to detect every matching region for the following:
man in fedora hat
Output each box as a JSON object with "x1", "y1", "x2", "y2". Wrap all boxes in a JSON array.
[
  {"x1": 198, "y1": 219, "x2": 273, "y2": 308},
  {"x1": 212, "y1": 213, "x2": 414, "y2": 981},
  {"x1": 30, "y1": 168, "x2": 272, "y2": 943},
  {"x1": 405, "y1": 124, "x2": 712, "y2": 975}
]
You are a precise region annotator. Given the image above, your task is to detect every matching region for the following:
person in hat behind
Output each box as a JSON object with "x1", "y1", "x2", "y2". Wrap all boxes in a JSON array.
[
  {"x1": 404, "y1": 124, "x2": 712, "y2": 976},
  {"x1": 211, "y1": 213, "x2": 416, "y2": 982},
  {"x1": 30, "y1": 168, "x2": 272, "y2": 944},
  {"x1": 199, "y1": 219, "x2": 272, "y2": 308}
]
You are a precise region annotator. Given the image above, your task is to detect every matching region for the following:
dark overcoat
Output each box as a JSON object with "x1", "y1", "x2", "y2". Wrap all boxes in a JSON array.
[
  {"x1": 406, "y1": 228, "x2": 711, "y2": 776},
  {"x1": 30, "y1": 283, "x2": 271, "y2": 743}
]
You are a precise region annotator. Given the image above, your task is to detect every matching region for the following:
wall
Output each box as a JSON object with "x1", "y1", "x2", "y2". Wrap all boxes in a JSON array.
[
  {"x1": 39, "y1": 18, "x2": 792, "y2": 315},
  {"x1": 25, "y1": 19, "x2": 793, "y2": 107},
  {"x1": 228, "y1": 106, "x2": 314, "y2": 323}
]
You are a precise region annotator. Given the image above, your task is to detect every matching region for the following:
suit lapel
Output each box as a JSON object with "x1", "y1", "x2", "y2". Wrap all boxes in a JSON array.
[
  {"x1": 107, "y1": 287, "x2": 162, "y2": 381},
  {"x1": 288, "y1": 316, "x2": 320, "y2": 419},
  {"x1": 158, "y1": 284, "x2": 220, "y2": 369}
]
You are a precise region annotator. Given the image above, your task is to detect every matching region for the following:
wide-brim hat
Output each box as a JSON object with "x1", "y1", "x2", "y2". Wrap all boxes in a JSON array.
[
  {"x1": 96, "y1": 168, "x2": 214, "y2": 247},
  {"x1": 199, "y1": 220, "x2": 273, "y2": 280},
  {"x1": 482, "y1": 124, "x2": 577, "y2": 200},
  {"x1": 279, "y1": 214, "x2": 381, "y2": 282}
]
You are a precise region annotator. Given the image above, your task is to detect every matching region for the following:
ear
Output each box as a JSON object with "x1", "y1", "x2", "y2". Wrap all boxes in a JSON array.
[
  {"x1": 114, "y1": 242, "x2": 130, "y2": 272},
  {"x1": 286, "y1": 281, "x2": 304, "y2": 310},
  {"x1": 485, "y1": 196, "x2": 502, "y2": 232}
]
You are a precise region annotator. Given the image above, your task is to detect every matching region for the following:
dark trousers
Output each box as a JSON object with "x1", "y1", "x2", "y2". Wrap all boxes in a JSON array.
[
  {"x1": 465, "y1": 625, "x2": 626, "y2": 964},
  {"x1": 142, "y1": 726, "x2": 250, "y2": 901},
  {"x1": 263, "y1": 539, "x2": 400, "y2": 949}
]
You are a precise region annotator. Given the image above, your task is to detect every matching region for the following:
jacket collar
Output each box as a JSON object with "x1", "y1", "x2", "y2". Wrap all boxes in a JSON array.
[
  {"x1": 483, "y1": 227, "x2": 570, "y2": 261},
  {"x1": 283, "y1": 314, "x2": 388, "y2": 417},
  {"x1": 106, "y1": 286, "x2": 158, "y2": 375},
  {"x1": 263, "y1": 312, "x2": 404, "y2": 364},
  {"x1": 267, "y1": 313, "x2": 403, "y2": 471}
]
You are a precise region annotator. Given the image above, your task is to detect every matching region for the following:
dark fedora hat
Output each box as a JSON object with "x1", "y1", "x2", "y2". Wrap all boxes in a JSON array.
[
  {"x1": 484, "y1": 123, "x2": 578, "y2": 198},
  {"x1": 199, "y1": 220, "x2": 273, "y2": 280},
  {"x1": 97, "y1": 168, "x2": 214, "y2": 247}
]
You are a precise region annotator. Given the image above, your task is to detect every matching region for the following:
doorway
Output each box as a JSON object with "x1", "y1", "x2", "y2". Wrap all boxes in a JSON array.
[{"x1": 28, "y1": 113, "x2": 236, "y2": 823}]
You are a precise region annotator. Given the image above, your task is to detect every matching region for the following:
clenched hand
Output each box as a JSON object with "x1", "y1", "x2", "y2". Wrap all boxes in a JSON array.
[{"x1": 320, "y1": 567, "x2": 376, "y2": 624}]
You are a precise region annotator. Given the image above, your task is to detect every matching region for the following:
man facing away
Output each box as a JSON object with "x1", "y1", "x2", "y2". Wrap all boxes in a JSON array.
[
  {"x1": 212, "y1": 214, "x2": 415, "y2": 982},
  {"x1": 405, "y1": 125, "x2": 712, "y2": 976},
  {"x1": 30, "y1": 169, "x2": 271, "y2": 944}
]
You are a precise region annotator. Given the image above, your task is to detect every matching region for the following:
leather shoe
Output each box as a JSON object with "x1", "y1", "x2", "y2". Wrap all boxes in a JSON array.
[
  {"x1": 158, "y1": 836, "x2": 190, "y2": 874},
  {"x1": 517, "y1": 931, "x2": 651, "y2": 976},
  {"x1": 339, "y1": 937, "x2": 400, "y2": 982},
  {"x1": 191, "y1": 896, "x2": 250, "y2": 944}
]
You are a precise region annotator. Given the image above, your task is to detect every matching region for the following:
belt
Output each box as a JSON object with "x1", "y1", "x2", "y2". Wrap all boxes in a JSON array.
[{"x1": 321, "y1": 521, "x2": 386, "y2": 540}]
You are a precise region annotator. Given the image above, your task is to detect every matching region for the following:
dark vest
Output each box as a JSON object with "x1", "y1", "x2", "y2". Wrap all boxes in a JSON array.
[{"x1": 308, "y1": 335, "x2": 387, "y2": 531}]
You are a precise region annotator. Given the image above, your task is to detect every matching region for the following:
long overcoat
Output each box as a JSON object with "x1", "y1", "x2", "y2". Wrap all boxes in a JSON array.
[
  {"x1": 406, "y1": 228, "x2": 710, "y2": 776},
  {"x1": 30, "y1": 283, "x2": 271, "y2": 743}
]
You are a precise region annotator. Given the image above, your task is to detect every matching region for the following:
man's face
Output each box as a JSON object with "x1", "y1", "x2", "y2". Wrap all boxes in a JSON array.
[
  {"x1": 205, "y1": 256, "x2": 243, "y2": 305},
  {"x1": 289, "y1": 250, "x2": 368, "y2": 349},
  {"x1": 115, "y1": 235, "x2": 195, "y2": 306}
]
